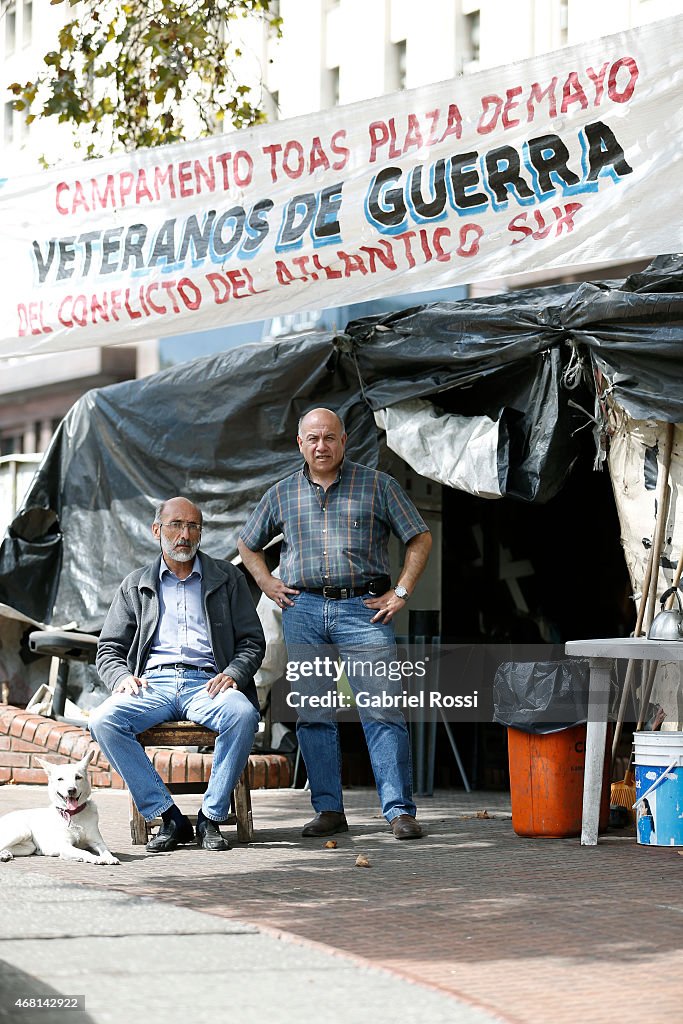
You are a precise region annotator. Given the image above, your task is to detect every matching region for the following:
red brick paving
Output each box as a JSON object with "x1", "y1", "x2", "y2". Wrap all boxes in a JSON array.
[{"x1": 0, "y1": 784, "x2": 680, "y2": 1023}]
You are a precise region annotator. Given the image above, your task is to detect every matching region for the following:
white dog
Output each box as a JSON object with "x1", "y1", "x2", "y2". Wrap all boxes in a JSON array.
[{"x1": 0, "y1": 749, "x2": 119, "y2": 864}]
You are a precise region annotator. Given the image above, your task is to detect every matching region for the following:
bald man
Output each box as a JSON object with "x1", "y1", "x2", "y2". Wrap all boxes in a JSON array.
[
  {"x1": 92, "y1": 496, "x2": 265, "y2": 853},
  {"x1": 238, "y1": 409, "x2": 432, "y2": 840}
]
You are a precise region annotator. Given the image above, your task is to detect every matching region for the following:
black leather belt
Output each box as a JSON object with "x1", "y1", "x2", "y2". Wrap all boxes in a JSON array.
[
  {"x1": 151, "y1": 664, "x2": 215, "y2": 673},
  {"x1": 303, "y1": 585, "x2": 372, "y2": 600}
]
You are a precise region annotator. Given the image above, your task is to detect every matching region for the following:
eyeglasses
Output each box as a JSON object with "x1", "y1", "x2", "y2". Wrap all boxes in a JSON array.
[{"x1": 161, "y1": 520, "x2": 202, "y2": 534}]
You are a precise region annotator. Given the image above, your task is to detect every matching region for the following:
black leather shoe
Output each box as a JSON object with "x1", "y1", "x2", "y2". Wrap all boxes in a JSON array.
[
  {"x1": 390, "y1": 814, "x2": 423, "y2": 840},
  {"x1": 197, "y1": 818, "x2": 230, "y2": 851},
  {"x1": 301, "y1": 811, "x2": 348, "y2": 837},
  {"x1": 146, "y1": 816, "x2": 194, "y2": 852}
]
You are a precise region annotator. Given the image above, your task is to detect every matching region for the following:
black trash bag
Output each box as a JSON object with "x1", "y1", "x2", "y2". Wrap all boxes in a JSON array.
[{"x1": 493, "y1": 659, "x2": 593, "y2": 735}]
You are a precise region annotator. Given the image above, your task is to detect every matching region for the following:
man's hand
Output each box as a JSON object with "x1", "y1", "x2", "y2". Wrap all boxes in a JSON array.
[
  {"x1": 261, "y1": 577, "x2": 300, "y2": 609},
  {"x1": 237, "y1": 539, "x2": 299, "y2": 608},
  {"x1": 364, "y1": 590, "x2": 406, "y2": 624},
  {"x1": 206, "y1": 672, "x2": 239, "y2": 698},
  {"x1": 114, "y1": 674, "x2": 148, "y2": 695},
  {"x1": 364, "y1": 533, "x2": 431, "y2": 624}
]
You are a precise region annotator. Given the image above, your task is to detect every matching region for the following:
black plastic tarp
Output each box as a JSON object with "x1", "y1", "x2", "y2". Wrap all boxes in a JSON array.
[{"x1": 1, "y1": 255, "x2": 682, "y2": 630}]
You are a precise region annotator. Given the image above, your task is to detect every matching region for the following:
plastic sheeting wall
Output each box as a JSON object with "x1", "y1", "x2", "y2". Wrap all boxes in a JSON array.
[{"x1": 374, "y1": 400, "x2": 505, "y2": 499}]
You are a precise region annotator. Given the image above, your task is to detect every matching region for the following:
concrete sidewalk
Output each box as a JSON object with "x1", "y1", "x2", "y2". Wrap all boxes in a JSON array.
[
  {"x1": 0, "y1": 871, "x2": 491, "y2": 1024},
  {"x1": 0, "y1": 785, "x2": 681, "y2": 1024}
]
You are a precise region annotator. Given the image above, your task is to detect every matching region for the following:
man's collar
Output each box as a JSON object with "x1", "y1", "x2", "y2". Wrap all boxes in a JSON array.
[
  {"x1": 302, "y1": 458, "x2": 346, "y2": 486},
  {"x1": 159, "y1": 552, "x2": 203, "y2": 580}
]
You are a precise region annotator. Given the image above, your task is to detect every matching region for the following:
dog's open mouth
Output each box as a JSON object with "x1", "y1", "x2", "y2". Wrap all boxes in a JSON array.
[{"x1": 62, "y1": 795, "x2": 82, "y2": 811}]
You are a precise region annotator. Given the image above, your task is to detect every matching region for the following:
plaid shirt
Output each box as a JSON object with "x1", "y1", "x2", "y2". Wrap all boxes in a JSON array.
[{"x1": 239, "y1": 460, "x2": 428, "y2": 589}]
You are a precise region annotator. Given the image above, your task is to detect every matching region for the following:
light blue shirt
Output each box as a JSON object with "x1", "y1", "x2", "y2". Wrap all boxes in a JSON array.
[{"x1": 145, "y1": 554, "x2": 217, "y2": 672}]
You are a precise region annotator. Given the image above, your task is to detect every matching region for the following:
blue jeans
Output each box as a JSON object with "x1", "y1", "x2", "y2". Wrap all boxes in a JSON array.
[
  {"x1": 282, "y1": 591, "x2": 415, "y2": 822},
  {"x1": 89, "y1": 667, "x2": 259, "y2": 822}
]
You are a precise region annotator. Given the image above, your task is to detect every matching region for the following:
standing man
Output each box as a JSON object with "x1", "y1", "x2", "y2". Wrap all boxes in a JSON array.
[
  {"x1": 91, "y1": 496, "x2": 265, "y2": 853},
  {"x1": 238, "y1": 409, "x2": 432, "y2": 840}
]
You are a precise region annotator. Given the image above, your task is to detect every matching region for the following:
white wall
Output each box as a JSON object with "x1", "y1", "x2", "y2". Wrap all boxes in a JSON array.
[
  {"x1": 0, "y1": 0, "x2": 74, "y2": 171},
  {"x1": 269, "y1": 0, "x2": 680, "y2": 116},
  {"x1": 0, "y1": 454, "x2": 41, "y2": 534}
]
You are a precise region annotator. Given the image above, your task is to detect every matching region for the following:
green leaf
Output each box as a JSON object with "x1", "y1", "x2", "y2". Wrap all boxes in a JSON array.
[{"x1": 14, "y1": 0, "x2": 279, "y2": 156}]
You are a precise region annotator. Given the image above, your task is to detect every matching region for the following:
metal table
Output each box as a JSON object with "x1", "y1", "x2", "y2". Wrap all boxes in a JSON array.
[{"x1": 565, "y1": 637, "x2": 683, "y2": 845}]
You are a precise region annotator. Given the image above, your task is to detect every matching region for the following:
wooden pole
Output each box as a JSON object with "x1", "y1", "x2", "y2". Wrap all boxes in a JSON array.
[
  {"x1": 611, "y1": 423, "x2": 675, "y2": 766},
  {"x1": 643, "y1": 424, "x2": 675, "y2": 632},
  {"x1": 664, "y1": 544, "x2": 683, "y2": 609}
]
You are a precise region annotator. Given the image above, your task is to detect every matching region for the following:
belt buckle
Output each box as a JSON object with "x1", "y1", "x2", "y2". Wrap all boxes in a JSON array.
[{"x1": 322, "y1": 585, "x2": 344, "y2": 599}]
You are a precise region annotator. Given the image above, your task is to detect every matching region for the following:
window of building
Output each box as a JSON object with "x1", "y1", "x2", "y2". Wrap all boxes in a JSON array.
[
  {"x1": 386, "y1": 38, "x2": 407, "y2": 93},
  {"x1": 326, "y1": 65, "x2": 339, "y2": 107},
  {"x1": 4, "y1": 103, "x2": 14, "y2": 145},
  {"x1": 559, "y1": 0, "x2": 568, "y2": 45},
  {"x1": 5, "y1": 2, "x2": 17, "y2": 55},
  {"x1": 0, "y1": 436, "x2": 18, "y2": 457},
  {"x1": 269, "y1": 89, "x2": 280, "y2": 121},
  {"x1": 466, "y1": 10, "x2": 480, "y2": 63},
  {"x1": 22, "y1": 0, "x2": 32, "y2": 46},
  {"x1": 18, "y1": 104, "x2": 29, "y2": 142},
  {"x1": 394, "y1": 39, "x2": 407, "y2": 91}
]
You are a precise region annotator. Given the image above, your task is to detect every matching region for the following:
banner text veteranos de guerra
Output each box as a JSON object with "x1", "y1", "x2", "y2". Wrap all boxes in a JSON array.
[{"x1": 2, "y1": 15, "x2": 681, "y2": 356}]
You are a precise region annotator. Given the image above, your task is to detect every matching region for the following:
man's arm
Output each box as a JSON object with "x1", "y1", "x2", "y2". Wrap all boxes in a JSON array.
[
  {"x1": 222, "y1": 571, "x2": 267, "y2": 680},
  {"x1": 206, "y1": 570, "x2": 267, "y2": 697},
  {"x1": 95, "y1": 584, "x2": 148, "y2": 695},
  {"x1": 365, "y1": 530, "x2": 432, "y2": 623},
  {"x1": 237, "y1": 539, "x2": 300, "y2": 607}
]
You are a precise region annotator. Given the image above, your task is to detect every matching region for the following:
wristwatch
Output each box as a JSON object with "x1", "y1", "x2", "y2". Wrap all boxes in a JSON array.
[{"x1": 394, "y1": 584, "x2": 409, "y2": 601}]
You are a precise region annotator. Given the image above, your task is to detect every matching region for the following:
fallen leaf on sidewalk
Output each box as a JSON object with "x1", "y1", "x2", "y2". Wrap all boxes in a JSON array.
[
  {"x1": 355, "y1": 853, "x2": 371, "y2": 868},
  {"x1": 324, "y1": 840, "x2": 338, "y2": 849}
]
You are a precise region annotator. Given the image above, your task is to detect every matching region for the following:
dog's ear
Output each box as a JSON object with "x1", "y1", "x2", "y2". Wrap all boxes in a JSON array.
[
  {"x1": 35, "y1": 757, "x2": 55, "y2": 776},
  {"x1": 77, "y1": 748, "x2": 95, "y2": 770}
]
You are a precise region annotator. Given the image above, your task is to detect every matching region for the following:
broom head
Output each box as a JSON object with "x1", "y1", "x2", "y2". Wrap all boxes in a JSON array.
[{"x1": 611, "y1": 770, "x2": 637, "y2": 825}]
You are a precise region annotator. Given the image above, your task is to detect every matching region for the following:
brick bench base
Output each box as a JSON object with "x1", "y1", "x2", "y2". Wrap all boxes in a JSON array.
[{"x1": 0, "y1": 705, "x2": 291, "y2": 789}]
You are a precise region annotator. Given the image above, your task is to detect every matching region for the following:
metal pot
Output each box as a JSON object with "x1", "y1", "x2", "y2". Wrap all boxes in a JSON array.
[{"x1": 647, "y1": 586, "x2": 683, "y2": 640}]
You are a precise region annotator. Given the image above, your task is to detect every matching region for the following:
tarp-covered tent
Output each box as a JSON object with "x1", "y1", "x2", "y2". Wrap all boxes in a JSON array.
[{"x1": 1, "y1": 254, "x2": 682, "y2": 632}]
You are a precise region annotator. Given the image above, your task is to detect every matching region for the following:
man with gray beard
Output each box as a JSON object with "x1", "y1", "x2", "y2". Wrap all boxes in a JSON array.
[{"x1": 91, "y1": 496, "x2": 265, "y2": 853}]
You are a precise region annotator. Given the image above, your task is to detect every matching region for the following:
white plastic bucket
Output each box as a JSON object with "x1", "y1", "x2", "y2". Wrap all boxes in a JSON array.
[{"x1": 633, "y1": 731, "x2": 683, "y2": 847}]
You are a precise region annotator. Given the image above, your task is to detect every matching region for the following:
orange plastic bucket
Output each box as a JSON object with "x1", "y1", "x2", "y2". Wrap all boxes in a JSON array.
[{"x1": 507, "y1": 723, "x2": 611, "y2": 838}]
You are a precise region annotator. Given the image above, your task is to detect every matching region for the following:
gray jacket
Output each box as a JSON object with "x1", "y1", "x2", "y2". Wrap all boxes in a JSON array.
[{"x1": 96, "y1": 553, "x2": 265, "y2": 709}]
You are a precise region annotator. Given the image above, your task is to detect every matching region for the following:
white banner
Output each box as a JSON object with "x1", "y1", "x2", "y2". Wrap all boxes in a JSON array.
[{"x1": 1, "y1": 15, "x2": 681, "y2": 356}]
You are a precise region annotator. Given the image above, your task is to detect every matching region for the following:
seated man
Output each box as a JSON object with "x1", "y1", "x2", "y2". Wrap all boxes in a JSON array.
[{"x1": 90, "y1": 496, "x2": 265, "y2": 853}]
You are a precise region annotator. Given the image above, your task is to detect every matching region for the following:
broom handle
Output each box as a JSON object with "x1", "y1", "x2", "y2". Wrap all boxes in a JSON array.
[
  {"x1": 629, "y1": 522, "x2": 682, "y2": 761},
  {"x1": 643, "y1": 424, "x2": 675, "y2": 631},
  {"x1": 611, "y1": 558, "x2": 654, "y2": 762},
  {"x1": 625, "y1": 540, "x2": 681, "y2": 770},
  {"x1": 611, "y1": 424, "x2": 674, "y2": 766},
  {"x1": 634, "y1": 660, "x2": 659, "y2": 733},
  {"x1": 664, "y1": 425, "x2": 680, "y2": 608},
  {"x1": 664, "y1": 543, "x2": 683, "y2": 609}
]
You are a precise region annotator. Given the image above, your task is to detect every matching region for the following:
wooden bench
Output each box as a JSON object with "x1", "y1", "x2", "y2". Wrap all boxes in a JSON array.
[{"x1": 128, "y1": 720, "x2": 253, "y2": 845}]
